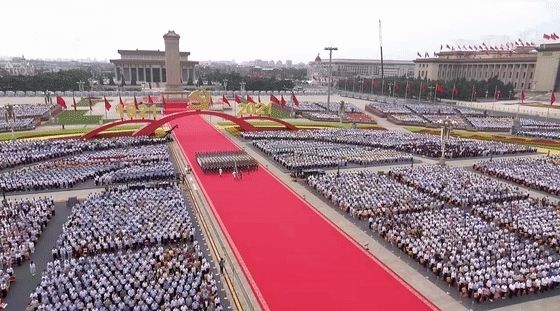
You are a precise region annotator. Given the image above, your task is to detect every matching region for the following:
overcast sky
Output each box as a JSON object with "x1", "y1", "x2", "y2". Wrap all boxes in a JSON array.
[{"x1": 1, "y1": 0, "x2": 558, "y2": 63}]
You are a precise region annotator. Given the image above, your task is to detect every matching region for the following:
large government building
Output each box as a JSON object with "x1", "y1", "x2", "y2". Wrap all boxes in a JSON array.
[
  {"x1": 414, "y1": 43, "x2": 560, "y2": 92},
  {"x1": 110, "y1": 43, "x2": 198, "y2": 88},
  {"x1": 307, "y1": 55, "x2": 415, "y2": 85}
]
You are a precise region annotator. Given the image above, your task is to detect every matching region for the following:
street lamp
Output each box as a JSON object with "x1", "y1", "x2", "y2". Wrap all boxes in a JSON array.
[
  {"x1": 435, "y1": 117, "x2": 456, "y2": 165},
  {"x1": 387, "y1": 82, "x2": 394, "y2": 97},
  {"x1": 223, "y1": 79, "x2": 228, "y2": 92},
  {"x1": 325, "y1": 46, "x2": 338, "y2": 112}
]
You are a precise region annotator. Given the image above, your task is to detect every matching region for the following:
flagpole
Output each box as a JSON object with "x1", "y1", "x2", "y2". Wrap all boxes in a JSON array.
[
  {"x1": 404, "y1": 81, "x2": 408, "y2": 100},
  {"x1": 451, "y1": 84, "x2": 455, "y2": 101}
]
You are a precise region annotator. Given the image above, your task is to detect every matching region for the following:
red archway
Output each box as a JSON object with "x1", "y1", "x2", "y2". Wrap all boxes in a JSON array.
[
  {"x1": 133, "y1": 110, "x2": 259, "y2": 136},
  {"x1": 82, "y1": 119, "x2": 154, "y2": 139},
  {"x1": 239, "y1": 116, "x2": 298, "y2": 130}
]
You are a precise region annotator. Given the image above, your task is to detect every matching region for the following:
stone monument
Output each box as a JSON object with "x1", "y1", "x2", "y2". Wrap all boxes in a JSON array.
[{"x1": 164, "y1": 30, "x2": 182, "y2": 92}]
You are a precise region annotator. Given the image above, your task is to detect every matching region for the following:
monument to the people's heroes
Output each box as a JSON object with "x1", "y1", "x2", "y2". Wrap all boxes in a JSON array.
[{"x1": 164, "y1": 31, "x2": 181, "y2": 92}]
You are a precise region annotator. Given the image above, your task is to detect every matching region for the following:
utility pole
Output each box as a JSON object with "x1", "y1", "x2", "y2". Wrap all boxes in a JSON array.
[
  {"x1": 325, "y1": 46, "x2": 338, "y2": 112},
  {"x1": 379, "y1": 20, "x2": 385, "y2": 97}
]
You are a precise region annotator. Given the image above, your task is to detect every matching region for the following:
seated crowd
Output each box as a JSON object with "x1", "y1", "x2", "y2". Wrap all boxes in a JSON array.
[
  {"x1": 0, "y1": 136, "x2": 169, "y2": 170},
  {"x1": 467, "y1": 117, "x2": 513, "y2": 131},
  {"x1": 28, "y1": 183, "x2": 225, "y2": 310},
  {"x1": 0, "y1": 198, "x2": 55, "y2": 298},
  {"x1": 365, "y1": 102, "x2": 411, "y2": 115},
  {"x1": 252, "y1": 139, "x2": 412, "y2": 170},
  {"x1": 0, "y1": 103, "x2": 55, "y2": 119},
  {"x1": 389, "y1": 165, "x2": 528, "y2": 205},
  {"x1": 519, "y1": 118, "x2": 560, "y2": 131},
  {"x1": 422, "y1": 115, "x2": 469, "y2": 129},
  {"x1": 375, "y1": 207, "x2": 560, "y2": 302},
  {"x1": 516, "y1": 130, "x2": 560, "y2": 140},
  {"x1": 307, "y1": 171, "x2": 445, "y2": 217},
  {"x1": 387, "y1": 114, "x2": 429, "y2": 124},
  {"x1": 242, "y1": 129, "x2": 536, "y2": 159},
  {"x1": 473, "y1": 157, "x2": 560, "y2": 196},
  {"x1": 294, "y1": 102, "x2": 324, "y2": 112},
  {"x1": 405, "y1": 104, "x2": 456, "y2": 115},
  {"x1": 0, "y1": 118, "x2": 36, "y2": 132},
  {"x1": 455, "y1": 107, "x2": 485, "y2": 116},
  {"x1": 0, "y1": 144, "x2": 174, "y2": 192},
  {"x1": 306, "y1": 168, "x2": 560, "y2": 302},
  {"x1": 471, "y1": 198, "x2": 560, "y2": 251}
]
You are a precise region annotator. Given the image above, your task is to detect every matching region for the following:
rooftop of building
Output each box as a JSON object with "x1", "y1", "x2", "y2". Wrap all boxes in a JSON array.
[{"x1": 117, "y1": 49, "x2": 190, "y2": 57}]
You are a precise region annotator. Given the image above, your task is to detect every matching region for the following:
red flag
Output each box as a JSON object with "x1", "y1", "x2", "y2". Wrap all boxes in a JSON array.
[
  {"x1": 372, "y1": 79, "x2": 378, "y2": 89},
  {"x1": 435, "y1": 83, "x2": 444, "y2": 94},
  {"x1": 270, "y1": 94, "x2": 280, "y2": 105},
  {"x1": 72, "y1": 96, "x2": 77, "y2": 111},
  {"x1": 291, "y1": 92, "x2": 300, "y2": 106},
  {"x1": 468, "y1": 45, "x2": 473, "y2": 50},
  {"x1": 161, "y1": 96, "x2": 166, "y2": 105},
  {"x1": 209, "y1": 95, "x2": 213, "y2": 106},
  {"x1": 471, "y1": 85, "x2": 476, "y2": 98},
  {"x1": 134, "y1": 96, "x2": 139, "y2": 110},
  {"x1": 119, "y1": 96, "x2": 124, "y2": 108},
  {"x1": 104, "y1": 97, "x2": 111, "y2": 111},
  {"x1": 446, "y1": 44, "x2": 450, "y2": 49},
  {"x1": 88, "y1": 98, "x2": 93, "y2": 111},
  {"x1": 552, "y1": 92, "x2": 557, "y2": 105},
  {"x1": 417, "y1": 52, "x2": 422, "y2": 57},
  {"x1": 56, "y1": 96, "x2": 67, "y2": 109},
  {"x1": 405, "y1": 81, "x2": 411, "y2": 91},
  {"x1": 440, "y1": 44, "x2": 443, "y2": 50},
  {"x1": 280, "y1": 95, "x2": 286, "y2": 107},
  {"x1": 393, "y1": 81, "x2": 399, "y2": 91},
  {"x1": 452, "y1": 85, "x2": 459, "y2": 95},
  {"x1": 258, "y1": 95, "x2": 261, "y2": 103},
  {"x1": 520, "y1": 89, "x2": 525, "y2": 104},
  {"x1": 148, "y1": 96, "x2": 154, "y2": 104},
  {"x1": 222, "y1": 95, "x2": 231, "y2": 106},
  {"x1": 552, "y1": 33, "x2": 559, "y2": 40},
  {"x1": 420, "y1": 82, "x2": 427, "y2": 93},
  {"x1": 247, "y1": 95, "x2": 256, "y2": 104},
  {"x1": 495, "y1": 87, "x2": 501, "y2": 100},
  {"x1": 234, "y1": 94, "x2": 242, "y2": 103}
]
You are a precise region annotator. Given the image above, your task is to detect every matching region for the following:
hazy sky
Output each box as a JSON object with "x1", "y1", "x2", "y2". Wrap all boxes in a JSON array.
[{"x1": 1, "y1": 0, "x2": 558, "y2": 63}]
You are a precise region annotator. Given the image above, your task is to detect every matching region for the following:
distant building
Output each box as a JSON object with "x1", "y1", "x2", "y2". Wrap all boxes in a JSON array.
[
  {"x1": 110, "y1": 49, "x2": 198, "y2": 87},
  {"x1": 307, "y1": 54, "x2": 415, "y2": 85},
  {"x1": 414, "y1": 43, "x2": 560, "y2": 92}
]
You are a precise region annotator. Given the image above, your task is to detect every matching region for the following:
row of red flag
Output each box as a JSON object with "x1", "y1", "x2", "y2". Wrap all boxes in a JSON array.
[
  {"x1": 439, "y1": 39, "x2": 536, "y2": 52},
  {"x1": 55, "y1": 93, "x2": 302, "y2": 111},
  {"x1": 55, "y1": 95, "x2": 155, "y2": 111},
  {"x1": 543, "y1": 33, "x2": 559, "y2": 40}
]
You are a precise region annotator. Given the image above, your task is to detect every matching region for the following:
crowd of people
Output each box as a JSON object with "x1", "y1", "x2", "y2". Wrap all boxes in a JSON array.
[
  {"x1": 365, "y1": 103, "x2": 412, "y2": 116},
  {"x1": 307, "y1": 171, "x2": 445, "y2": 217},
  {"x1": 422, "y1": 115, "x2": 468, "y2": 129},
  {"x1": 387, "y1": 114, "x2": 429, "y2": 124},
  {"x1": 0, "y1": 136, "x2": 169, "y2": 170},
  {"x1": 0, "y1": 144, "x2": 174, "y2": 192},
  {"x1": 195, "y1": 151, "x2": 257, "y2": 173},
  {"x1": 0, "y1": 103, "x2": 55, "y2": 119},
  {"x1": 0, "y1": 198, "x2": 55, "y2": 298},
  {"x1": 471, "y1": 198, "x2": 560, "y2": 251},
  {"x1": 375, "y1": 206, "x2": 560, "y2": 302},
  {"x1": 252, "y1": 139, "x2": 412, "y2": 170},
  {"x1": 473, "y1": 157, "x2": 560, "y2": 196},
  {"x1": 389, "y1": 165, "x2": 528, "y2": 206},
  {"x1": 467, "y1": 117, "x2": 513, "y2": 131},
  {"x1": 28, "y1": 183, "x2": 225, "y2": 310},
  {"x1": 405, "y1": 104, "x2": 456, "y2": 115},
  {"x1": 306, "y1": 167, "x2": 560, "y2": 302},
  {"x1": 0, "y1": 118, "x2": 36, "y2": 132},
  {"x1": 242, "y1": 129, "x2": 536, "y2": 159},
  {"x1": 516, "y1": 130, "x2": 560, "y2": 140}
]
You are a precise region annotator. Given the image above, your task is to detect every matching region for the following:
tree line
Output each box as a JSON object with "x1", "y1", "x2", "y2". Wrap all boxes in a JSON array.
[
  {"x1": 204, "y1": 71, "x2": 295, "y2": 91},
  {"x1": 0, "y1": 70, "x2": 92, "y2": 92},
  {"x1": 337, "y1": 76, "x2": 516, "y2": 101}
]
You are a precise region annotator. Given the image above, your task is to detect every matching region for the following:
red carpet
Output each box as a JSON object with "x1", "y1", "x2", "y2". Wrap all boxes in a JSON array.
[{"x1": 169, "y1": 112, "x2": 437, "y2": 310}]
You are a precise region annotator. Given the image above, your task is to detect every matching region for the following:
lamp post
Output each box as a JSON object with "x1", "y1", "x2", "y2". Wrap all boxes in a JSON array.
[
  {"x1": 325, "y1": 46, "x2": 338, "y2": 112},
  {"x1": 223, "y1": 79, "x2": 228, "y2": 92},
  {"x1": 436, "y1": 117, "x2": 456, "y2": 165}
]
